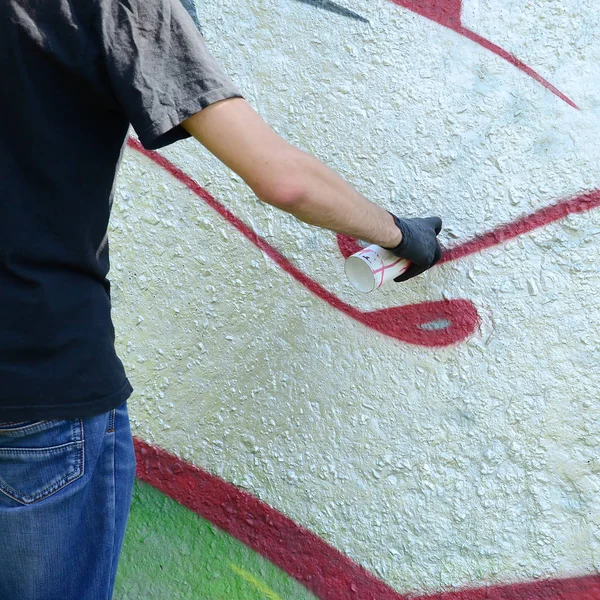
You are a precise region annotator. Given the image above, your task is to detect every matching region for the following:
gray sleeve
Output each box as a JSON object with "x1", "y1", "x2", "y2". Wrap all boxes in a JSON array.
[{"x1": 97, "y1": 0, "x2": 243, "y2": 150}]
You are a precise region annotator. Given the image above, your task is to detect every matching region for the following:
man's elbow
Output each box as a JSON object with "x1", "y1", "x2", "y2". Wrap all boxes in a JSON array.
[{"x1": 252, "y1": 172, "x2": 306, "y2": 213}]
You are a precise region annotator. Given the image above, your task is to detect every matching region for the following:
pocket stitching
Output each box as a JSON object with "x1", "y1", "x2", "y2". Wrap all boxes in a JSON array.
[
  {"x1": 0, "y1": 441, "x2": 82, "y2": 455},
  {"x1": 0, "y1": 420, "x2": 60, "y2": 437},
  {"x1": 0, "y1": 420, "x2": 85, "y2": 505},
  {"x1": 0, "y1": 454, "x2": 83, "y2": 504}
]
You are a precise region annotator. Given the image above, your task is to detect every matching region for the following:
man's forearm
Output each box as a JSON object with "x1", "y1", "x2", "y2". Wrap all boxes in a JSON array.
[
  {"x1": 261, "y1": 146, "x2": 403, "y2": 248},
  {"x1": 182, "y1": 99, "x2": 401, "y2": 248}
]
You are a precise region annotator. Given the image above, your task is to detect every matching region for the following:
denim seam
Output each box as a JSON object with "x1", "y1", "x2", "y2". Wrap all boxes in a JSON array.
[
  {"x1": 80, "y1": 417, "x2": 86, "y2": 491},
  {"x1": 107, "y1": 409, "x2": 115, "y2": 434},
  {"x1": 0, "y1": 420, "x2": 60, "y2": 437},
  {"x1": 0, "y1": 442, "x2": 82, "y2": 455},
  {"x1": 107, "y1": 416, "x2": 117, "y2": 600}
]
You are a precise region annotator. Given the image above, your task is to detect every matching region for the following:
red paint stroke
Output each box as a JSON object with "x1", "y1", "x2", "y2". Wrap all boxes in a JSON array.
[
  {"x1": 338, "y1": 189, "x2": 600, "y2": 264},
  {"x1": 389, "y1": 0, "x2": 579, "y2": 109},
  {"x1": 128, "y1": 138, "x2": 479, "y2": 347},
  {"x1": 338, "y1": 234, "x2": 366, "y2": 258},
  {"x1": 440, "y1": 189, "x2": 600, "y2": 263},
  {"x1": 134, "y1": 437, "x2": 402, "y2": 600},
  {"x1": 394, "y1": 0, "x2": 462, "y2": 28},
  {"x1": 134, "y1": 437, "x2": 600, "y2": 600}
]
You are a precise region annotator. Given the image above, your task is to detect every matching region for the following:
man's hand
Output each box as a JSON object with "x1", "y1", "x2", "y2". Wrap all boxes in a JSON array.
[{"x1": 385, "y1": 215, "x2": 443, "y2": 281}]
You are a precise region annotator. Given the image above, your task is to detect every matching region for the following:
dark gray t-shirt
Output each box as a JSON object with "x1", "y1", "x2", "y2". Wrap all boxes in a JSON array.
[{"x1": 0, "y1": 0, "x2": 242, "y2": 420}]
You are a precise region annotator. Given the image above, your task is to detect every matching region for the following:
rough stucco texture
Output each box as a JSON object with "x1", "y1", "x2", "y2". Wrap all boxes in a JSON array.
[{"x1": 109, "y1": 0, "x2": 600, "y2": 595}]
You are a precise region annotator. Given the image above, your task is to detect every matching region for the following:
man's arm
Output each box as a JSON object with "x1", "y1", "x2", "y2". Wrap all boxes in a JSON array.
[{"x1": 182, "y1": 98, "x2": 403, "y2": 248}]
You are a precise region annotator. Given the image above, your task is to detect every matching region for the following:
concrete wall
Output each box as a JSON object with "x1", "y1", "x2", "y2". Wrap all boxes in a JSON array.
[{"x1": 111, "y1": 0, "x2": 600, "y2": 596}]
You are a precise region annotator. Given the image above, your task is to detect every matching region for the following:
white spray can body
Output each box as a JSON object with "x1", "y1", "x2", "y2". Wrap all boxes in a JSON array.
[{"x1": 345, "y1": 245, "x2": 410, "y2": 293}]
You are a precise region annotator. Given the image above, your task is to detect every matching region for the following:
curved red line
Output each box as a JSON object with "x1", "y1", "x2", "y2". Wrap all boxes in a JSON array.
[
  {"x1": 389, "y1": 1, "x2": 578, "y2": 109},
  {"x1": 127, "y1": 138, "x2": 479, "y2": 347},
  {"x1": 125, "y1": 139, "x2": 364, "y2": 317},
  {"x1": 128, "y1": 140, "x2": 600, "y2": 347},
  {"x1": 133, "y1": 437, "x2": 404, "y2": 600},
  {"x1": 134, "y1": 437, "x2": 600, "y2": 600}
]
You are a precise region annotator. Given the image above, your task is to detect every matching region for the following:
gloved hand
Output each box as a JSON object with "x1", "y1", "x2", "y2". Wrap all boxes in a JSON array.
[{"x1": 385, "y1": 214, "x2": 443, "y2": 282}]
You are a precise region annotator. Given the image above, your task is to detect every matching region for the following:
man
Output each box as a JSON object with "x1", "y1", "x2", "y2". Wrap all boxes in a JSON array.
[{"x1": 0, "y1": 0, "x2": 442, "y2": 598}]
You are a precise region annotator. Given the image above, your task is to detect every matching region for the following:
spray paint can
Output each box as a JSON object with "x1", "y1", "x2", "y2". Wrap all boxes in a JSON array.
[{"x1": 345, "y1": 245, "x2": 409, "y2": 293}]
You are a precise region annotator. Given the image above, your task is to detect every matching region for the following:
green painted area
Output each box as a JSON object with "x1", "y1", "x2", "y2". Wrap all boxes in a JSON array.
[{"x1": 114, "y1": 480, "x2": 317, "y2": 600}]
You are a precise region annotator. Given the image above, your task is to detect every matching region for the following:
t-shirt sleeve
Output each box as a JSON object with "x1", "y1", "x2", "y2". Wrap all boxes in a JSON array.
[{"x1": 97, "y1": 0, "x2": 243, "y2": 150}]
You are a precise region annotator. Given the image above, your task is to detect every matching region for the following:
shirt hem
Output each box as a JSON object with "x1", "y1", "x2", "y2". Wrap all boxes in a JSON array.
[{"x1": 0, "y1": 378, "x2": 134, "y2": 421}]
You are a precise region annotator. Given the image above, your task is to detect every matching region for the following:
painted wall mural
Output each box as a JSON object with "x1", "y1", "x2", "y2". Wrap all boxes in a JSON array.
[{"x1": 111, "y1": 0, "x2": 600, "y2": 597}]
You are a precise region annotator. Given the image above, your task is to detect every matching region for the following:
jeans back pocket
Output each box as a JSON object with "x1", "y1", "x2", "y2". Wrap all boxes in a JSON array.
[{"x1": 0, "y1": 420, "x2": 84, "y2": 505}]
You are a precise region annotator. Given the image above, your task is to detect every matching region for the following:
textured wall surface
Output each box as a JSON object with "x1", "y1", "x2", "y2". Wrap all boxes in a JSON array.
[{"x1": 111, "y1": 0, "x2": 600, "y2": 596}]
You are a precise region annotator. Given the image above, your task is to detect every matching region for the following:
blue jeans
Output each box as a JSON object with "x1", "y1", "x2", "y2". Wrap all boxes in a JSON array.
[{"x1": 0, "y1": 403, "x2": 136, "y2": 600}]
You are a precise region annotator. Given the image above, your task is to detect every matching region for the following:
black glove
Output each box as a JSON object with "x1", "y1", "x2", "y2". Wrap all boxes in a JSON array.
[{"x1": 384, "y1": 214, "x2": 443, "y2": 282}]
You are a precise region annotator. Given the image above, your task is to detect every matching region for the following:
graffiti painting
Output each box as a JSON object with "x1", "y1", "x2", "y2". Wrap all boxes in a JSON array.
[{"x1": 113, "y1": 0, "x2": 600, "y2": 597}]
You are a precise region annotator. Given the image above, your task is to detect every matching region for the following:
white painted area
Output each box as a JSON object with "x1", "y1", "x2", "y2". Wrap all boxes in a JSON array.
[
  {"x1": 110, "y1": 0, "x2": 600, "y2": 594},
  {"x1": 461, "y1": 0, "x2": 480, "y2": 26},
  {"x1": 461, "y1": 0, "x2": 600, "y2": 109}
]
